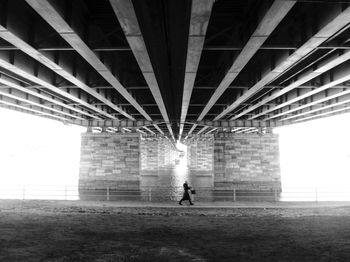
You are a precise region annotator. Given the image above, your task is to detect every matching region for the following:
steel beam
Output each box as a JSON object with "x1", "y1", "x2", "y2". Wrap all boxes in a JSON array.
[
  {"x1": 109, "y1": 0, "x2": 174, "y2": 140},
  {"x1": 143, "y1": 126, "x2": 155, "y2": 135},
  {"x1": 0, "y1": 91, "x2": 84, "y2": 120},
  {"x1": 281, "y1": 98, "x2": 350, "y2": 121},
  {"x1": 215, "y1": 5, "x2": 350, "y2": 120},
  {"x1": 0, "y1": 58, "x2": 116, "y2": 119},
  {"x1": 26, "y1": 0, "x2": 150, "y2": 121},
  {"x1": 0, "y1": 99, "x2": 73, "y2": 122},
  {"x1": 0, "y1": 25, "x2": 136, "y2": 120},
  {"x1": 197, "y1": 0, "x2": 296, "y2": 121},
  {"x1": 179, "y1": 0, "x2": 214, "y2": 139},
  {"x1": 0, "y1": 79, "x2": 98, "y2": 119},
  {"x1": 235, "y1": 50, "x2": 350, "y2": 120},
  {"x1": 263, "y1": 74, "x2": 350, "y2": 120},
  {"x1": 293, "y1": 106, "x2": 350, "y2": 123},
  {"x1": 197, "y1": 125, "x2": 210, "y2": 135}
]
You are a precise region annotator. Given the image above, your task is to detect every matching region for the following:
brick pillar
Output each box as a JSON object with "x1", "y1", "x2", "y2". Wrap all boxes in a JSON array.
[
  {"x1": 214, "y1": 132, "x2": 281, "y2": 191},
  {"x1": 79, "y1": 133, "x2": 141, "y2": 199}
]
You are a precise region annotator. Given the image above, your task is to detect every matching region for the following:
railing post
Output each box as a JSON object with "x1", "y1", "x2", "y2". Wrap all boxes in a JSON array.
[
  {"x1": 315, "y1": 187, "x2": 318, "y2": 202},
  {"x1": 107, "y1": 186, "x2": 110, "y2": 201},
  {"x1": 148, "y1": 187, "x2": 152, "y2": 201},
  {"x1": 274, "y1": 188, "x2": 278, "y2": 201},
  {"x1": 233, "y1": 188, "x2": 236, "y2": 202},
  {"x1": 64, "y1": 185, "x2": 67, "y2": 200},
  {"x1": 22, "y1": 185, "x2": 25, "y2": 200}
]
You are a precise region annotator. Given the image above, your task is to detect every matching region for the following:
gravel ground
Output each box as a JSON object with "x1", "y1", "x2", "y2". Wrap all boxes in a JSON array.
[{"x1": 1, "y1": 200, "x2": 350, "y2": 261}]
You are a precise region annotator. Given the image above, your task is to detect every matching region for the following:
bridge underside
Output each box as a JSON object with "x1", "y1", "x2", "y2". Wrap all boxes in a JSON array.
[{"x1": 1, "y1": 0, "x2": 350, "y2": 141}]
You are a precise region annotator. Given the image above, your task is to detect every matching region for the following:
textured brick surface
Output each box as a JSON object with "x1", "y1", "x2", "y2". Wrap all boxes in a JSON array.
[
  {"x1": 186, "y1": 138, "x2": 214, "y2": 176},
  {"x1": 140, "y1": 138, "x2": 177, "y2": 173},
  {"x1": 214, "y1": 133, "x2": 281, "y2": 190},
  {"x1": 79, "y1": 133, "x2": 140, "y2": 189}
]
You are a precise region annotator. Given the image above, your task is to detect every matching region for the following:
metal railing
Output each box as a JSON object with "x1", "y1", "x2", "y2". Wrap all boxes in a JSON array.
[{"x1": 1, "y1": 185, "x2": 350, "y2": 202}]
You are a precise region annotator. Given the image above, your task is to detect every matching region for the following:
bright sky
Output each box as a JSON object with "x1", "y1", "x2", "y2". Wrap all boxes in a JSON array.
[
  {"x1": 275, "y1": 112, "x2": 350, "y2": 190},
  {"x1": 0, "y1": 108, "x2": 85, "y2": 186},
  {"x1": 1, "y1": 107, "x2": 350, "y2": 195}
]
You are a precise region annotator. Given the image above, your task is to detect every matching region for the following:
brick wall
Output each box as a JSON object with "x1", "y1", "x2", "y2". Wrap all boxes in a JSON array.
[
  {"x1": 140, "y1": 137, "x2": 177, "y2": 173},
  {"x1": 186, "y1": 138, "x2": 214, "y2": 176},
  {"x1": 79, "y1": 133, "x2": 140, "y2": 189},
  {"x1": 214, "y1": 133, "x2": 281, "y2": 190}
]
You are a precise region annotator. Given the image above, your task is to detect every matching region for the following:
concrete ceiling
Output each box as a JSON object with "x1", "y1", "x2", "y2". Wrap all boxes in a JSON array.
[{"x1": 1, "y1": 0, "x2": 350, "y2": 140}]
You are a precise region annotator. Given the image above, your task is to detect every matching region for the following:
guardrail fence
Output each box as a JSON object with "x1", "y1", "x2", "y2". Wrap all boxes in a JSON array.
[{"x1": 1, "y1": 185, "x2": 350, "y2": 202}]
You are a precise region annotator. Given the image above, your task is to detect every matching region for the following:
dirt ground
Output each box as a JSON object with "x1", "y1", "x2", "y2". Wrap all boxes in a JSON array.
[{"x1": 1, "y1": 200, "x2": 350, "y2": 261}]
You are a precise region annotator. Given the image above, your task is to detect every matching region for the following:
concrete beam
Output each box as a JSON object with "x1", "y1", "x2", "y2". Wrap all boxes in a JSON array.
[
  {"x1": 142, "y1": 126, "x2": 155, "y2": 135},
  {"x1": 0, "y1": 58, "x2": 116, "y2": 119},
  {"x1": 196, "y1": 0, "x2": 296, "y2": 121},
  {"x1": 215, "y1": 5, "x2": 350, "y2": 120},
  {"x1": 179, "y1": 0, "x2": 214, "y2": 139},
  {"x1": 25, "y1": 0, "x2": 150, "y2": 121},
  {"x1": 0, "y1": 98, "x2": 73, "y2": 122},
  {"x1": 264, "y1": 73, "x2": 350, "y2": 120},
  {"x1": 0, "y1": 79, "x2": 99, "y2": 119},
  {"x1": 281, "y1": 97, "x2": 350, "y2": 121},
  {"x1": 187, "y1": 124, "x2": 198, "y2": 136},
  {"x1": 0, "y1": 90, "x2": 84, "y2": 120},
  {"x1": 235, "y1": 50, "x2": 350, "y2": 120},
  {"x1": 186, "y1": 120, "x2": 283, "y2": 128},
  {"x1": 109, "y1": 0, "x2": 174, "y2": 139},
  {"x1": 205, "y1": 128, "x2": 217, "y2": 134},
  {"x1": 0, "y1": 25, "x2": 135, "y2": 120},
  {"x1": 153, "y1": 124, "x2": 164, "y2": 135},
  {"x1": 293, "y1": 106, "x2": 350, "y2": 123},
  {"x1": 197, "y1": 125, "x2": 210, "y2": 135}
]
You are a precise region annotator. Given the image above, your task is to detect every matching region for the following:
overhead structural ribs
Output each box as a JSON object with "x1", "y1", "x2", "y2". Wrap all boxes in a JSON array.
[
  {"x1": 109, "y1": 0, "x2": 175, "y2": 140},
  {"x1": 0, "y1": 25, "x2": 133, "y2": 120},
  {"x1": 178, "y1": 0, "x2": 214, "y2": 139},
  {"x1": 237, "y1": 50, "x2": 350, "y2": 121},
  {"x1": 0, "y1": 78, "x2": 98, "y2": 120},
  {"x1": 197, "y1": 0, "x2": 296, "y2": 121},
  {"x1": 216, "y1": 4, "x2": 350, "y2": 121},
  {"x1": 251, "y1": 62, "x2": 350, "y2": 120},
  {"x1": 0, "y1": 87, "x2": 85, "y2": 121},
  {"x1": 0, "y1": 98, "x2": 73, "y2": 122},
  {"x1": 25, "y1": 0, "x2": 150, "y2": 121},
  {"x1": 0, "y1": 58, "x2": 116, "y2": 119},
  {"x1": 70, "y1": 119, "x2": 282, "y2": 129}
]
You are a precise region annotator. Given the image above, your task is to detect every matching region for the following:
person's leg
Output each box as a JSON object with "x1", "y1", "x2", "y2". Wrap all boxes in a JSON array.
[{"x1": 179, "y1": 198, "x2": 183, "y2": 205}]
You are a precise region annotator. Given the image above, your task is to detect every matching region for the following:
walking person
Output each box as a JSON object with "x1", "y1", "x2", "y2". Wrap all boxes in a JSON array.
[{"x1": 179, "y1": 180, "x2": 194, "y2": 205}]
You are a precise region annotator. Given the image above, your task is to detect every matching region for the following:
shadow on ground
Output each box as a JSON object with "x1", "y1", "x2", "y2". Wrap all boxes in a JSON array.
[{"x1": 1, "y1": 200, "x2": 350, "y2": 261}]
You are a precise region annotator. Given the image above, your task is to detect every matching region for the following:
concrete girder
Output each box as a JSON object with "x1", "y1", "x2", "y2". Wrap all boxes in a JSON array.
[
  {"x1": 142, "y1": 126, "x2": 155, "y2": 135},
  {"x1": 0, "y1": 90, "x2": 82, "y2": 121},
  {"x1": 0, "y1": 57, "x2": 116, "y2": 119},
  {"x1": 0, "y1": 79, "x2": 99, "y2": 120},
  {"x1": 71, "y1": 119, "x2": 282, "y2": 130},
  {"x1": 215, "y1": 5, "x2": 350, "y2": 120},
  {"x1": 153, "y1": 124, "x2": 164, "y2": 135},
  {"x1": 187, "y1": 124, "x2": 198, "y2": 136},
  {"x1": 293, "y1": 105, "x2": 350, "y2": 123},
  {"x1": 25, "y1": 0, "x2": 151, "y2": 121},
  {"x1": 179, "y1": 0, "x2": 214, "y2": 139},
  {"x1": 276, "y1": 92, "x2": 350, "y2": 121},
  {"x1": 0, "y1": 25, "x2": 136, "y2": 120},
  {"x1": 251, "y1": 62, "x2": 350, "y2": 120},
  {"x1": 109, "y1": 0, "x2": 174, "y2": 140},
  {"x1": 196, "y1": 0, "x2": 296, "y2": 121},
  {"x1": 0, "y1": 97, "x2": 73, "y2": 122},
  {"x1": 197, "y1": 125, "x2": 210, "y2": 135},
  {"x1": 239, "y1": 51, "x2": 350, "y2": 120},
  {"x1": 205, "y1": 128, "x2": 217, "y2": 135}
]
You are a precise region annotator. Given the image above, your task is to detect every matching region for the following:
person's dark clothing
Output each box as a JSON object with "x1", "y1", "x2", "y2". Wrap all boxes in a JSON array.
[{"x1": 179, "y1": 182, "x2": 193, "y2": 205}]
